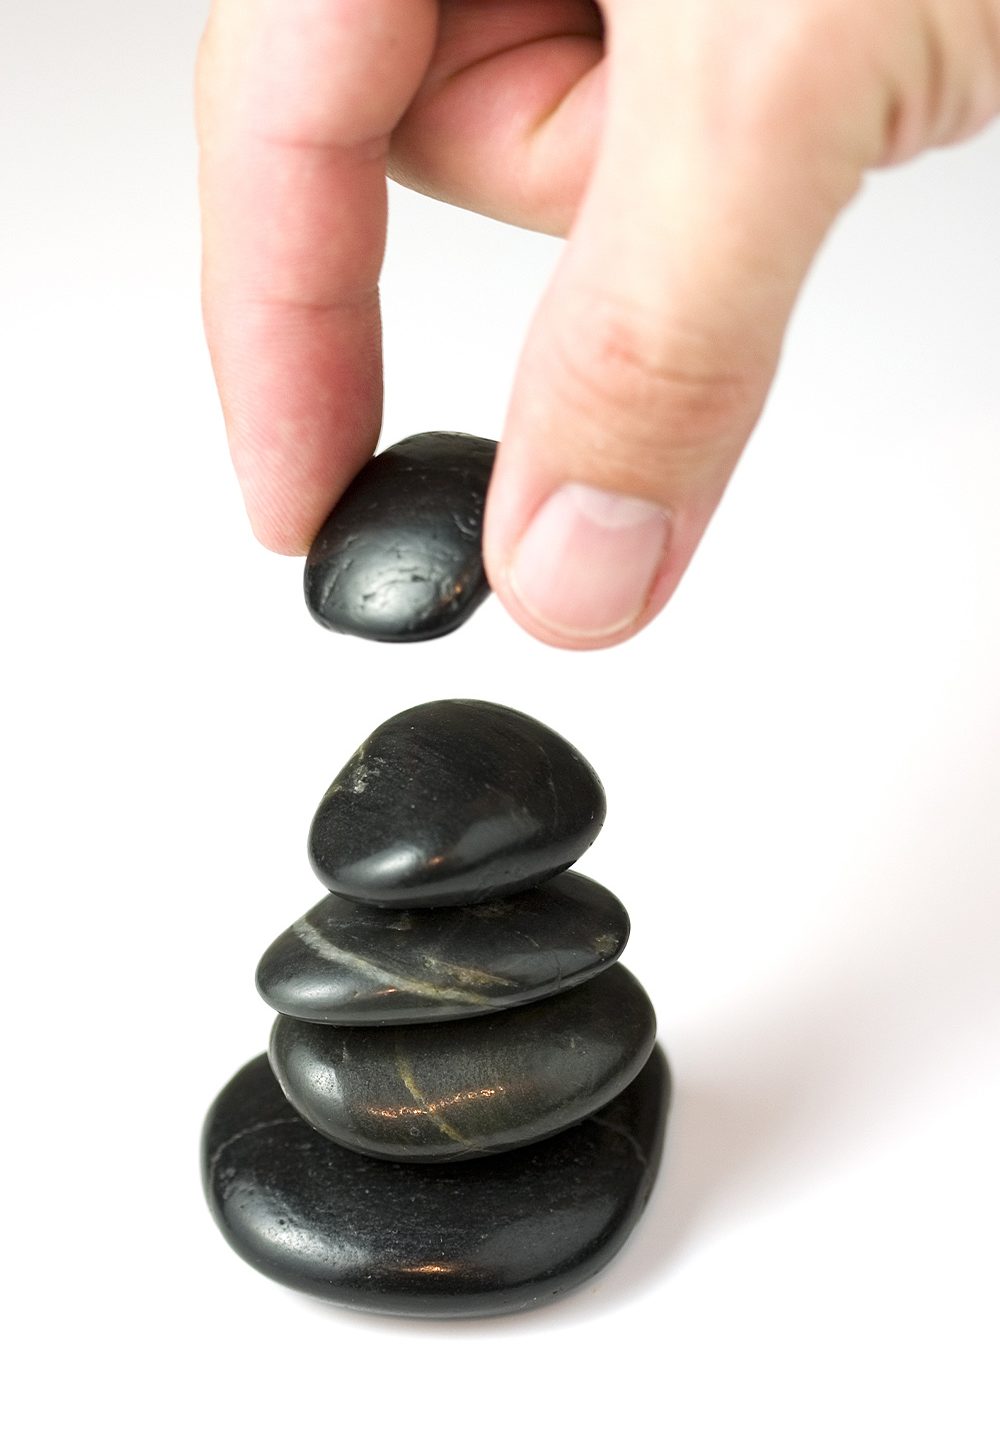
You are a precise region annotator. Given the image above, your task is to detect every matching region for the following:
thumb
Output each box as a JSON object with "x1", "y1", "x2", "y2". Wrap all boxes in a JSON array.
[{"x1": 485, "y1": 6, "x2": 877, "y2": 648}]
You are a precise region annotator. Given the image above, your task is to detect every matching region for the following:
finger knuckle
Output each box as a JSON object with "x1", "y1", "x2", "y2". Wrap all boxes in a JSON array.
[
  {"x1": 548, "y1": 291, "x2": 755, "y2": 447},
  {"x1": 695, "y1": 0, "x2": 874, "y2": 158}
]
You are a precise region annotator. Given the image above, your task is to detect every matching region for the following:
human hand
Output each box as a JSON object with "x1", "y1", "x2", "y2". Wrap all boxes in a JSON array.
[{"x1": 197, "y1": 0, "x2": 1000, "y2": 649}]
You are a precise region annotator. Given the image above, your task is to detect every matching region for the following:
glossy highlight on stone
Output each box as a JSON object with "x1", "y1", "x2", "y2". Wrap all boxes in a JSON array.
[
  {"x1": 255, "y1": 871, "x2": 629, "y2": 1025},
  {"x1": 304, "y1": 432, "x2": 496, "y2": 642},
  {"x1": 202, "y1": 1045, "x2": 669, "y2": 1318},
  {"x1": 308, "y1": 699, "x2": 606, "y2": 908},
  {"x1": 268, "y1": 964, "x2": 655, "y2": 1161}
]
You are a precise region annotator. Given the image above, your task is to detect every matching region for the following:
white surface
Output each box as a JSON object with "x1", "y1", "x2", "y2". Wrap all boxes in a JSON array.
[{"x1": 3, "y1": 3, "x2": 999, "y2": 1426}]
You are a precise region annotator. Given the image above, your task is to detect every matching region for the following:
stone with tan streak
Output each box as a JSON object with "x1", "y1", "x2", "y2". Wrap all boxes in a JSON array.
[{"x1": 267, "y1": 963, "x2": 656, "y2": 1161}]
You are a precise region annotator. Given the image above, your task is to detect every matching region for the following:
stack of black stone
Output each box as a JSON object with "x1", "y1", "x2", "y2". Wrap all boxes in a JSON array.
[{"x1": 203, "y1": 699, "x2": 670, "y2": 1318}]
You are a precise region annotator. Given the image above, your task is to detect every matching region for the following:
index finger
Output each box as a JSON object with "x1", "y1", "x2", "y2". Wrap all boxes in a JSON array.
[{"x1": 197, "y1": 0, "x2": 437, "y2": 552}]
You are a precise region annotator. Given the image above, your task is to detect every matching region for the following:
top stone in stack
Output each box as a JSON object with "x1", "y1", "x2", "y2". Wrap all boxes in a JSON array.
[{"x1": 308, "y1": 698, "x2": 606, "y2": 907}]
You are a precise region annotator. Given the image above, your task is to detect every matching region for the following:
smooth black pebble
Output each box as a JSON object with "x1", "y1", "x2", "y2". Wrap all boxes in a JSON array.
[
  {"x1": 202, "y1": 1044, "x2": 669, "y2": 1317},
  {"x1": 268, "y1": 964, "x2": 655, "y2": 1161},
  {"x1": 304, "y1": 431, "x2": 496, "y2": 642},
  {"x1": 308, "y1": 699, "x2": 606, "y2": 908},
  {"x1": 256, "y1": 871, "x2": 629, "y2": 1025}
]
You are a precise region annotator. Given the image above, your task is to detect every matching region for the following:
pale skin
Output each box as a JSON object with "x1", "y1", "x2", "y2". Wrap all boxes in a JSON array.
[{"x1": 197, "y1": 0, "x2": 1000, "y2": 649}]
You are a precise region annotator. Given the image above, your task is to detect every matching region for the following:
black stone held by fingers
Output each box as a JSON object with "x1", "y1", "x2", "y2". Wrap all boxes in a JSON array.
[
  {"x1": 202, "y1": 1045, "x2": 670, "y2": 1318},
  {"x1": 304, "y1": 431, "x2": 496, "y2": 642},
  {"x1": 267, "y1": 964, "x2": 657, "y2": 1162},
  {"x1": 308, "y1": 699, "x2": 607, "y2": 908},
  {"x1": 255, "y1": 871, "x2": 630, "y2": 1025}
]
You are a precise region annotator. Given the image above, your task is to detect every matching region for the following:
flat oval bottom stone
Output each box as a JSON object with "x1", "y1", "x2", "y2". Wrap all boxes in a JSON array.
[{"x1": 202, "y1": 1047, "x2": 670, "y2": 1319}]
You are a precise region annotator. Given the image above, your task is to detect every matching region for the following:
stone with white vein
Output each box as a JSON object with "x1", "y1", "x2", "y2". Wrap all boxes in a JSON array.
[{"x1": 255, "y1": 871, "x2": 629, "y2": 1025}]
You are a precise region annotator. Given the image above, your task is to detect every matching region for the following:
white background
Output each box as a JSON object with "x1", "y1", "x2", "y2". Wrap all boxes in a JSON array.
[{"x1": 3, "y1": 3, "x2": 999, "y2": 1426}]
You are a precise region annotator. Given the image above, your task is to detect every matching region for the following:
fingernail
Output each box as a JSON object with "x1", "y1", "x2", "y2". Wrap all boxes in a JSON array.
[{"x1": 507, "y1": 484, "x2": 670, "y2": 640}]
